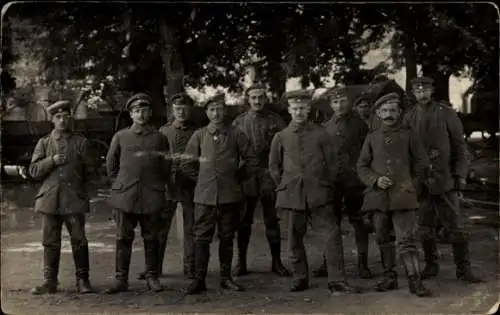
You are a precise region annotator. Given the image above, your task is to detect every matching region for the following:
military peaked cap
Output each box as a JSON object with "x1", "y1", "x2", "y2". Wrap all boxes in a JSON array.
[
  {"x1": 170, "y1": 92, "x2": 194, "y2": 106},
  {"x1": 281, "y1": 89, "x2": 314, "y2": 105},
  {"x1": 47, "y1": 100, "x2": 71, "y2": 115},
  {"x1": 374, "y1": 92, "x2": 400, "y2": 109},
  {"x1": 410, "y1": 76, "x2": 434, "y2": 90},
  {"x1": 126, "y1": 93, "x2": 153, "y2": 111},
  {"x1": 324, "y1": 86, "x2": 348, "y2": 101},
  {"x1": 245, "y1": 83, "x2": 267, "y2": 96},
  {"x1": 203, "y1": 93, "x2": 226, "y2": 109},
  {"x1": 353, "y1": 94, "x2": 371, "y2": 107}
]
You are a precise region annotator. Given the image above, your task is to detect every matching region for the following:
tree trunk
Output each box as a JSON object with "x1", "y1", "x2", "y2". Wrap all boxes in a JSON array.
[
  {"x1": 158, "y1": 16, "x2": 185, "y2": 122},
  {"x1": 422, "y1": 63, "x2": 451, "y2": 102}
]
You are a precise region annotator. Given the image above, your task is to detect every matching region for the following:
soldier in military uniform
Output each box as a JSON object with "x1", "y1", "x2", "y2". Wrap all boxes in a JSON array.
[
  {"x1": 353, "y1": 94, "x2": 372, "y2": 126},
  {"x1": 232, "y1": 84, "x2": 291, "y2": 277},
  {"x1": 269, "y1": 90, "x2": 360, "y2": 294},
  {"x1": 181, "y1": 93, "x2": 259, "y2": 295},
  {"x1": 403, "y1": 77, "x2": 481, "y2": 283},
  {"x1": 314, "y1": 87, "x2": 372, "y2": 279},
  {"x1": 357, "y1": 92, "x2": 431, "y2": 297},
  {"x1": 137, "y1": 92, "x2": 198, "y2": 280},
  {"x1": 29, "y1": 100, "x2": 94, "y2": 295},
  {"x1": 105, "y1": 93, "x2": 171, "y2": 293}
]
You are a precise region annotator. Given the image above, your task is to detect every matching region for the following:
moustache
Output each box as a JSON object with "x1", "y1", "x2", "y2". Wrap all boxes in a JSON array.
[{"x1": 383, "y1": 117, "x2": 395, "y2": 121}]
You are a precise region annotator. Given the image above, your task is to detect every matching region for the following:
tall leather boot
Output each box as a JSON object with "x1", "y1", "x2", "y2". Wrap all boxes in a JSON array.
[
  {"x1": 219, "y1": 239, "x2": 244, "y2": 291},
  {"x1": 312, "y1": 256, "x2": 328, "y2": 278},
  {"x1": 270, "y1": 241, "x2": 292, "y2": 277},
  {"x1": 375, "y1": 245, "x2": 398, "y2": 292},
  {"x1": 185, "y1": 242, "x2": 209, "y2": 295},
  {"x1": 452, "y1": 241, "x2": 482, "y2": 283},
  {"x1": 138, "y1": 239, "x2": 168, "y2": 280},
  {"x1": 72, "y1": 244, "x2": 93, "y2": 293},
  {"x1": 354, "y1": 224, "x2": 372, "y2": 279},
  {"x1": 420, "y1": 239, "x2": 439, "y2": 279},
  {"x1": 402, "y1": 252, "x2": 432, "y2": 297},
  {"x1": 144, "y1": 240, "x2": 163, "y2": 292},
  {"x1": 106, "y1": 240, "x2": 132, "y2": 294},
  {"x1": 31, "y1": 245, "x2": 60, "y2": 295},
  {"x1": 234, "y1": 229, "x2": 251, "y2": 276}
]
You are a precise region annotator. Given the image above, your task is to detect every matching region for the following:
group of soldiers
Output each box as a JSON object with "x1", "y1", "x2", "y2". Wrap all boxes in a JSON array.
[{"x1": 28, "y1": 76, "x2": 481, "y2": 299}]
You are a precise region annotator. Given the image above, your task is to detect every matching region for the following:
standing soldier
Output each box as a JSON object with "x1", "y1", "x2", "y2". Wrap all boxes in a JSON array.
[
  {"x1": 403, "y1": 77, "x2": 481, "y2": 283},
  {"x1": 181, "y1": 93, "x2": 259, "y2": 294},
  {"x1": 314, "y1": 87, "x2": 372, "y2": 279},
  {"x1": 269, "y1": 90, "x2": 360, "y2": 294},
  {"x1": 232, "y1": 84, "x2": 291, "y2": 277},
  {"x1": 105, "y1": 93, "x2": 171, "y2": 293},
  {"x1": 357, "y1": 92, "x2": 431, "y2": 297},
  {"x1": 137, "y1": 92, "x2": 198, "y2": 280},
  {"x1": 29, "y1": 100, "x2": 94, "y2": 295}
]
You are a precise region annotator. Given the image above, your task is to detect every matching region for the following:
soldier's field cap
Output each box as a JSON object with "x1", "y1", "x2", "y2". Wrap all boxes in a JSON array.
[
  {"x1": 281, "y1": 89, "x2": 314, "y2": 106},
  {"x1": 374, "y1": 92, "x2": 400, "y2": 109},
  {"x1": 203, "y1": 93, "x2": 226, "y2": 109},
  {"x1": 353, "y1": 94, "x2": 370, "y2": 107},
  {"x1": 411, "y1": 76, "x2": 434, "y2": 90},
  {"x1": 47, "y1": 100, "x2": 71, "y2": 116},
  {"x1": 324, "y1": 86, "x2": 348, "y2": 101},
  {"x1": 245, "y1": 83, "x2": 267, "y2": 96},
  {"x1": 170, "y1": 92, "x2": 194, "y2": 106},
  {"x1": 126, "y1": 93, "x2": 153, "y2": 111}
]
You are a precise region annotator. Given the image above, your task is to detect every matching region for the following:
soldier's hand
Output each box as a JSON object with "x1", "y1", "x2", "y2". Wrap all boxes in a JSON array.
[
  {"x1": 454, "y1": 177, "x2": 467, "y2": 191},
  {"x1": 52, "y1": 154, "x2": 67, "y2": 165},
  {"x1": 376, "y1": 176, "x2": 393, "y2": 189}
]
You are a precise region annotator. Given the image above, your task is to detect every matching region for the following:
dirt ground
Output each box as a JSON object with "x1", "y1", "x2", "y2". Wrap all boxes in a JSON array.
[{"x1": 1, "y1": 182, "x2": 499, "y2": 315}]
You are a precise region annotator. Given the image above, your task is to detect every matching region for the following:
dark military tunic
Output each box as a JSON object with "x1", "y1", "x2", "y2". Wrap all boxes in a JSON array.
[
  {"x1": 181, "y1": 123, "x2": 259, "y2": 206},
  {"x1": 357, "y1": 124, "x2": 429, "y2": 212},
  {"x1": 106, "y1": 124, "x2": 171, "y2": 214},
  {"x1": 29, "y1": 130, "x2": 93, "y2": 215},
  {"x1": 269, "y1": 122, "x2": 337, "y2": 210}
]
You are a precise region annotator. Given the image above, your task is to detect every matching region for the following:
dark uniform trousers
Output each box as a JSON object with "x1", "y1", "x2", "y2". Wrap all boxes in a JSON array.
[
  {"x1": 42, "y1": 213, "x2": 88, "y2": 282},
  {"x1": 373, "y1": 209, "x2": 418, "y2": 273},
  {"x1": 114, "y1": 211, "x2": 160, "y2": 280},
  {"x1": 193, "y1": 202, "x2": 241, "y2": 281},
  {"x1": 157, "y1": 197, "x2": 196, "y2": 273},
  {"x1": 418, "y1": 189, "x2": 469, "y2": 268},
  {"x1": 240, "y1": 193, "x2": 281, "y2": 255},
  {"x1": 287, "y1": 204, "x2": 345, "y2": 283}
]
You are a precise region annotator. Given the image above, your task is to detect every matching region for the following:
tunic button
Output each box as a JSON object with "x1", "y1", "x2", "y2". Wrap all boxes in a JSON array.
[{"x1": 386, "y1": 159, "x2": 392, "y2": 164}]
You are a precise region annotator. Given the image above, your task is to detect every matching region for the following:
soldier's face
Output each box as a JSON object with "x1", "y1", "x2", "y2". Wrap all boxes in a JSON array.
[
  {"x1": 172, "y1": 104, "x2": 190, "y2": 122},
  {"x1": 288, "y1": 101, "x2": 310, "y2": 124},
  {"x1": 330, "y1": 96, "x2": 350, "y2": 116},
  {"x1": 247, "y1": 90, "x2": 267, "y2": 111},
  {"x1": 355, "y1": 101, "x2": 371, "y2": 119},
  {"x1": 130, "y1": 106, "x2": 152, "y2": 125},
  {"x1": 51, "y1": 111, "x2": 71, "y2": 131},
  {"x1": 206, "y1": 103, "x2": 225, "y2": 124},
  {"x1": 376, "y1": 101, "x2": 401, "y2": 126},
  {"x1": 413, "y1": 86, "x2": 432, "y2": 104}
]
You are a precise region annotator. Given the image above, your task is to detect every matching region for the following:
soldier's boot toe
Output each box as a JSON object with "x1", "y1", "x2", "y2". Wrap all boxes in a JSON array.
[
  {"x1": 408, "y1": 276, "x2": 432, "y2": 297},
  {"x1": 271, "y1": 259, "x2": 292, "y2": 277},
  {"x1": 358, "y1": 265, "x2": 373, "y2": 279},
  {"x1": 76, "y1": 278, "x2": 93, "y2": 294},
  {"x1": 31, "y1": 282, "x2": 57, "y2": 295},
  {"x1": 329, "y1": 281, "x2": 363, "y2": 295},
  {"x1": 137, "y1": 271, "x2": 147, "y2": 280},
  {"x1": 420, "y1": 262, "x2": 439, "y2": 279},
  {"x1": 289, "y1": 279, "x2": 309, "y2": 292},
  {"x1": 234, "y1": 261, "x2": 249, "y2": 277},
  {"x1": 185, "y1": 279, "x2": 207, "y2": 295},
  {"x1": 312, "y1": 263, "x2": 328, "y2": 278},
  {"x1": 105, "y1": 280, "x2": 128, "y2": 294},
  {"x1": 375, "y1": 275, "x2": 398, "y2": 292},
  {"x1": 146, "y1": 277, "x2": 163, "y2": 292},
  {"x1": 220, "y1": 278, "x2": 245, "y2": 291},
  {"x1": 456, "y1": 267, "x2": 482, "y2": 284}
]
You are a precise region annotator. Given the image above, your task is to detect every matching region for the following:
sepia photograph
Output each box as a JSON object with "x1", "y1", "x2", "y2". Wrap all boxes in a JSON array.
[{"x1": 1, "y1": 2, "x2": 498, "y2": 314}]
